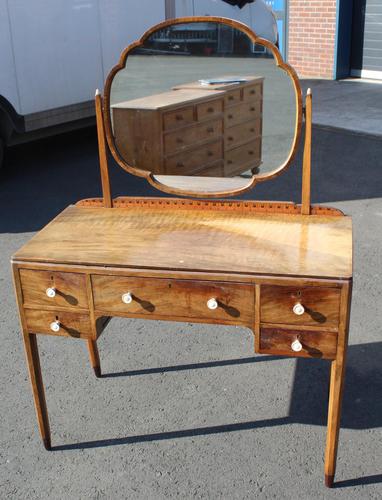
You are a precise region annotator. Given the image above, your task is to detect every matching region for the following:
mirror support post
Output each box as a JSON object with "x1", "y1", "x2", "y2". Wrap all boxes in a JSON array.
[
  {"x1": 95, "y1": 89, "x2": 112, "y2": 208},
  {"x1": 301, "y1": 89, "x2": 312, "y2": 215}
]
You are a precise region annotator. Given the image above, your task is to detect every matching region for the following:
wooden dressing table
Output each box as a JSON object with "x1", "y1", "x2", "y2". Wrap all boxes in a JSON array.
[{"x1": 12, "y1": 17, "x2": 353, "y2": 488}]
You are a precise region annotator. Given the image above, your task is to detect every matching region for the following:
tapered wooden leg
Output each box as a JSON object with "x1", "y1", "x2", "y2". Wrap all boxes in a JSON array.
[
  {"x1": 87, "y1": 339, "x2": 101, "y2": 378},
  {"x1": 23, "y1": 333, "x2": 51, "y2": 450},
  {"x1": 324, "y1": 358, "x2": 346, "y2": 487}
]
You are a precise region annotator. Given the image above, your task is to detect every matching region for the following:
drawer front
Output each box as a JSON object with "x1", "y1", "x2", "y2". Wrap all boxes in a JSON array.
[
  {"x1": 261, "y1": 286, "x2": 341, "y2": 328},
  {"x1": 163, "y1": 106, "x2": 194, "y2": 130},
  {"x1": 242, "y1": 83, "x2": 262, "y2": 102},
  {"x1": 225, "y1": 119, "x2": 262, "y2": 150},
  {"x1": 224, "y1": 89, "x2": 241, "y2": 107},
  {"x1": 19, "y1": 269, "x2": 88, "y2": 309},
  {"x1": 164, "y1": 119, "x2": 222, "y2": 154},
  {"x1": 196, "y1": 160, "x2": 224, "y2": 177},
  {"x1": 225, "y1": 101, "x2": 261, "y2": 128},
  {"x1": 259, "y1": 327, "x2": 337, "y2": 359},
  {"x1": 92, "y1": 276, "x2": 254, "y2": 325},
  {"x1": 24, "y1": 309, "x2": 92, "y2": 338},
  {"x1": 225, "y1": 139, "x2": 261, "y2": 174},
  {"x1": 196, "y1": 99, "x2": 223, "y2": 121},
  {"x1": 165, "y1": 140, "x2": 223, "y2": 175}
]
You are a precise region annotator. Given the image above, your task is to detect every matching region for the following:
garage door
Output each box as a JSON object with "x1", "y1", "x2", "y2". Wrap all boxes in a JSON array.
[{"x1": 351, "y1": 0, "x2": 382, "y2": 79}]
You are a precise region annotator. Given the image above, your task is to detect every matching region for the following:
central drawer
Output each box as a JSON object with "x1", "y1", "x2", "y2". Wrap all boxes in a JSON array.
[{"x1": 91, "y1": 276, "x2": 254, "y2": 325}]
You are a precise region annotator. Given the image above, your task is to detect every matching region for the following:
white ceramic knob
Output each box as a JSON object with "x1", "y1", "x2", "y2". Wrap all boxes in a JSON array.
[
  {"x1": 122, "y1": 292, "x2": 133, "y2": 304},
  {"x1": 50, "y1": 320, "x2": 60, "y2": 332},
  {"x1": 291, "y1": 338, "x2": 303, "y2": 352},
  {"x1": 207, "y1": 298, "x2": 218, "y2": 310},
  {"x1": 293, "y1": 302, "x2": 305, "y2": 316},
  {"x1": 46, "y1": 287, "x2": 56, "y2": 298}
]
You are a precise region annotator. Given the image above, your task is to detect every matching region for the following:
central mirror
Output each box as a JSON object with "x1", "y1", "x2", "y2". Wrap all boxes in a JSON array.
[{"x1": 105, "y1": 18, "x2": 302, "y2": 196}]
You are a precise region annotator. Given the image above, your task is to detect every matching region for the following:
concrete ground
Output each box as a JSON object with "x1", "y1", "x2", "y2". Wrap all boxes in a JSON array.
[{"x1": 0, "y1": 123, "x2": 381, "y2": 499}]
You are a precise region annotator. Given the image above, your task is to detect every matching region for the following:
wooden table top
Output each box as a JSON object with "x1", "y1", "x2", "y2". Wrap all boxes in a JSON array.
[{"x1": 13, "y1": 205, "x2": 352, "y2": 279}]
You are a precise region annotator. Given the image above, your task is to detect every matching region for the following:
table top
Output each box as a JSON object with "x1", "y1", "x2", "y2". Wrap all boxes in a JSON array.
[{"x1": 13, "y1": 205, "x2": 352, "y2": 279}]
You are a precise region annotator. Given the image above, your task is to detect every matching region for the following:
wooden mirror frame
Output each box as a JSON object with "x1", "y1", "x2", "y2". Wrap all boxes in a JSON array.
[{"x1": 102, "y1": 16, "x2": 303, "y2": 198}]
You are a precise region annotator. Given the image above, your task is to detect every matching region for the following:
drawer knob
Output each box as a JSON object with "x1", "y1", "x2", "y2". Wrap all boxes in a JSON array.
[
  {"x1": 175, "y1": 114, "x2": 183, "y2": 121},
  {"x1": 50, "y1": 320, "x2": 60, "y2": 332},
  {"x1": 207, "y1": 298, "x2": 218, "y2": 310},
  {"x1": 46, "y1": 287, "x2": 56, "y2": 298},
  {"x1": 206, "y1": 127, "x2": 214, "y2": 133},
  {"x1": 176, "y1": 138, "x2": 183, "y2": 144},
  {"x1": 293, "y1": 302, "x2": 305, "y2": 315},
  {"x1": 122, "y1": 292, "x2": 133, "y2": 304},
  {"x1": 291, "y1": 338, "x2": 303, "y2": 352},
  {"x1": 207, "y1": 107, "x2": 214, "y2": 113}
]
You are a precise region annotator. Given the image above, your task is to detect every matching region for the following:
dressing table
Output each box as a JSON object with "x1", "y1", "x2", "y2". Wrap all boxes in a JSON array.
[{"x1": 12, "y1": 17, "x2": 352, "y2": 488}]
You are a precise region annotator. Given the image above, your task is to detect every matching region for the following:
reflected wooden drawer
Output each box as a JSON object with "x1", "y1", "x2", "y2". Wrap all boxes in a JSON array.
[
  {"x1": 225, "y1": 139, "x2": 261, "y2": 175},
  {"x1": 165, "y1": 140, "x2": 223, "y2": 175},
  {"x1": 225, "y1": 101, "x2": 261, "y2": 127},
  {"x1": 243, "y1": 83, "x2": 262, "y2": 101},
  {"x1": 92, "y1": 276, "x2": 254, "y2": 326},
  {"x1": 19, "y1": 269, "x2": 88, "y2": 309},
  {"x1": 197, "y1": 160, "x2": 224, "y2": 177},
  {"x1": 259, "y1": 327, "x2": 337, "y2": 359},
  {"x1": 24, "y1": 309, "x2": 92, "y2": 338},
  {"x1": 224, "y1": 89, "x2": 241, "y2": 107},
  {"x1": 164, "y1": 119, "x2": 222, "y2": 154},
  {"x1": 261, "y1": 285, "x2": 341, "y2": 328},
  {"x1": 196, "y1": 99, "x2": 223, "y2": 121},
  {"x1": 163, "y1": 106, "x2": 194, "y2": 130},
  {"x1": 225, "y1": 119, "x2": 262, "y2": 150}
]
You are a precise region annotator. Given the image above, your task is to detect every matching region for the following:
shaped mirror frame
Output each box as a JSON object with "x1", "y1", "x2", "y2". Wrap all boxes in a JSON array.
[{"x1": 103, "y1": 17, "x2": 303, "y2": 198}]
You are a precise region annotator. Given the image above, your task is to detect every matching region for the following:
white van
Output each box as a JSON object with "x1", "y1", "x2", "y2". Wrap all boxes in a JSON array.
[{"x1": 0, "y1": 0, "x2": 277, "y2": 166}]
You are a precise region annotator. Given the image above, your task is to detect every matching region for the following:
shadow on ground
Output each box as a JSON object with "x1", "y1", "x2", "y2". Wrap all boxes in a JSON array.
[{"x1": 0, "y1": 124, "x2": 381, "y2": 233}]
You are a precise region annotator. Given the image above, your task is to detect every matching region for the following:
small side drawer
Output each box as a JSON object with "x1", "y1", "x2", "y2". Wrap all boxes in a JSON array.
[
  {"x1": 242, "y1": 83, "x2": 262, "y2": 101},
  {"x1": 164, "y1": 119, "x2": 222, "y2": 154},
  {"x1": 24, "y1": 309, "x2": 92, "y2": 338},
  {"x1": 225, "y1": 139, "x2": 261, "y2": 175},
  {"x1": 224, "y1": 89, "x2": 241, "y2": 107},
  {"x1": 259, "y1": 327, "x2": 337, "y2": 359},
  {"x1": 225, "y1": 101, "x2": 261, "y2": 128},
  {"x1": 92, "y1": 276, "x2": 254, "y2": 326},
  {"x1": 196, "y1": 99, "x2": 223, "y2": 121},
  {"x1": 165, "y1": 140, "x2": 223, "y2": 175},
  {"x1": 163, "y1": 106, "x2": 194, "y2": 130},
  {"x1": 19, "y1": 269, "x2": 88, "y2": 309},
  {"x1": 225, "y1": 119, "x2": 261, "y2": 150},
  {"x1": 261, "y1": 285, "x2": 341, "y2": 328}
]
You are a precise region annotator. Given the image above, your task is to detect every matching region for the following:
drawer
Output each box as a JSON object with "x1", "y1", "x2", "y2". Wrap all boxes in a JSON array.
[
  {"x1": 224, "y1": 89, "x2": 241, "y2": 107},
  {"x1": 165, "y1": 140, "x2": 223, "y2": 175},
  {"x1": 242, "y1": 83, "x2": 262, "y2": 102},
  {"x1": 163, "y1": 106, "x2": 194, "y2": 131},
  {"x1": 24, "y1": 309, "x2": 92, "y2": 338},
  {"x1": 164, "y1": 119, "x2": 222, "y2": 154},
  {"x1": 92, "y1": 276, "x2": 254, "y2": 326},
  {"x1": 19, "y1": 269, "x2": 88, "y2": 309},
  {"x1": 225, "y1": 101, "x2": 261, "y2": 128},
  {"x1": 196, "y1": 160, "x2": 224, "y2": 177},
  {"x1": 259, "y1": 327, "x2": 337, "y2": 359},
  {"x1": 196, "y1": 99, "x2": 223, "y2": 121},
  {"x1": 225, "y1": 139, "x2": 261, "y2": 175},
  {"x1": 261, "y1": 285, "x2": 341, "y2": 328},
  {"x1": 225, "y1": 119, "x2": 262, "y2": 150}
]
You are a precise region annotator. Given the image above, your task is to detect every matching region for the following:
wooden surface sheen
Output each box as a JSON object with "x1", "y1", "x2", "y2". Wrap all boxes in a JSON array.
[{"x1": 13, "y1": 205, "x2": 352, "y2": 279}]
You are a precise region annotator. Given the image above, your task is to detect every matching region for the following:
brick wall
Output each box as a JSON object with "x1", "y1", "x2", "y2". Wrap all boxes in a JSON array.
[{"x1": 288, "y1": 1, "x2": 337, "y2": 78}]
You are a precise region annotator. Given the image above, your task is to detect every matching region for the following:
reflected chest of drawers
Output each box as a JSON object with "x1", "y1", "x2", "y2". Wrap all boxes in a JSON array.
[
  {"x1": 111, "y1": 76, "x2": 263, "y2": 176},
  {"x1": 12, "y1": 197, "x2": 352, "y2": 488}
]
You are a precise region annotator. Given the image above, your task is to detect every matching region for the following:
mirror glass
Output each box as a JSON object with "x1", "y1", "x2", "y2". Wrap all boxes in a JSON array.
[{"x1": 108, "y1": 21, "x2": 297, "y2": 185}]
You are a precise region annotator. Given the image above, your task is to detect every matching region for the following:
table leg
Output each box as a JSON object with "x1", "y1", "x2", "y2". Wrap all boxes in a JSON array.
[
  {"x1": 324, "y1": 357, "x2": 346, "y2": 487},
  {"x1": 87, "y1": 339, "x2": 101, "y2": 378},
  {"x1": 23, "y1": 333, "x2": 51, "y2": 450}
]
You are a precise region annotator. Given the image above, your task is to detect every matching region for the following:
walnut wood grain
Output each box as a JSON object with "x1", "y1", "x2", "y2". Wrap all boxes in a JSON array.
[
  {"x1": 13, "y1": 205, "x2": 352, "y2": 279},
  {"x1": 24, "y1": 309, "x2": 92, "y2": 338},
  {"x1": 259, "y1": 327, "x2": 337, "y2": 359},
  {"x1": 19, "y1": 269, "x2": 88, "y2": 310},
  {"x1": 92, "y1": 275, "x2": 254, "y2": 326},
  {"x1": 260, "y1": 285, "x2": 341, "y2": 328}
]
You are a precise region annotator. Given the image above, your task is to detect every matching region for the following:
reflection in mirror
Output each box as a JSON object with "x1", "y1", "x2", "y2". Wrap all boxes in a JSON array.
[{"x1": 109, "y1": 22, "x2": 296, "y2": 181}]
